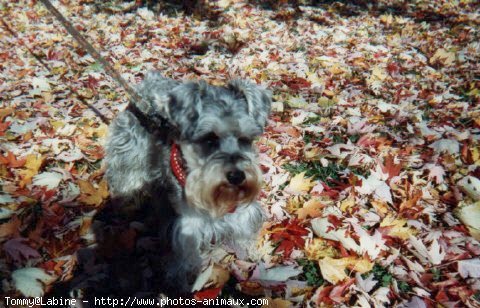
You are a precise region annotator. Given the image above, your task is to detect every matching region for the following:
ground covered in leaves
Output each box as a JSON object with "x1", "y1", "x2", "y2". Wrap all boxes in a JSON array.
[{"x1": 1, "y1": 0, "x2": 480, "y2": 306}]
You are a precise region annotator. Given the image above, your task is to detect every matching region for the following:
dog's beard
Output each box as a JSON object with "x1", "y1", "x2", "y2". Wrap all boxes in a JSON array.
[{"x1": 185, "y1": 159, "x2": 262, "y2": 218}]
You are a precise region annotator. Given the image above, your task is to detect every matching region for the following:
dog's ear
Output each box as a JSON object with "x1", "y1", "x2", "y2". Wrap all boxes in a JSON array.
[
  {"x1": 139, "y1": 72, "x2": 204, "y2": 137},
  {"x1": 228, "y1": 80, "x2": 272, "y2": 128}
]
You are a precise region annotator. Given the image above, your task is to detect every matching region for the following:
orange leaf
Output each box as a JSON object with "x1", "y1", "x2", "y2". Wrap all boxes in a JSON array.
[{"x1": 0, "y1": 151, "x2": 26, "y2": 168}]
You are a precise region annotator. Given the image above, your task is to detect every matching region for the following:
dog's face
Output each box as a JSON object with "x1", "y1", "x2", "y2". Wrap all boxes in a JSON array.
[{"x1": 157, "y1": 79, "x2": 271, "y2": 217}]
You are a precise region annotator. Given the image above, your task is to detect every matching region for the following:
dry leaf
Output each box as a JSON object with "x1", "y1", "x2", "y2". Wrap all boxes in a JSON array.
[
  {"x1": 77, "y1": 179, "x2": 109, "y2": 207},
  {"x1": 287, "y1": 172, "x2": 316, "y2": 194}
]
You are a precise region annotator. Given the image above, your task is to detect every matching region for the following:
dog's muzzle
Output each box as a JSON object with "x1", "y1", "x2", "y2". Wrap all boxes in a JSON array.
[{"x1": 185, "y1": 155, "x2": 262, "y2": 218}]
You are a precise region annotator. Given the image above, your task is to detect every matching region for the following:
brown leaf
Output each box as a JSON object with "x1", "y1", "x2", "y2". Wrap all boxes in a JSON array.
[{"x1": 0, "y1": 216, "x2": 21, "y2": 240}]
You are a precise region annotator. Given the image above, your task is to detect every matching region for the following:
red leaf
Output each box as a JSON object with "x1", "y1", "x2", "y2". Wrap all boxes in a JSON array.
[
  {"x1": 386, "y1": 62, "x2": 401, "y2": 75},
  {"x1": 194, "y1": 287, "x2": 222, "y2": 300},
  {"x1": 281, "y1": 75, "x2": 311, "y2": 90},
  {"x1": 381, "y1": 154, "x2": 403, "y2": 180},
  {"x1": 270, "y1": 220, "x2": 308, "y2": 257}
]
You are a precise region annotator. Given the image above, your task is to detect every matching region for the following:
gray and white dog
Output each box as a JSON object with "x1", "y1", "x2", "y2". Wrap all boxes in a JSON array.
[{"x1": 104, "y1": 71, "x2": 271, "y2": 293}]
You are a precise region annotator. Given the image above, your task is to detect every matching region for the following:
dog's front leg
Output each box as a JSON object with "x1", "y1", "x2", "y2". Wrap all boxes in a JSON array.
[{"x1": 162, "y1": 215, "x2": 205, "y2": 294}]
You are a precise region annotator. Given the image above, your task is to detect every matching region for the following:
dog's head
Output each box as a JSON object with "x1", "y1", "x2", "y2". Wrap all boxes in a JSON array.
[{"x1": 152, "y1": 77, "x2": 271, "y2": 217}]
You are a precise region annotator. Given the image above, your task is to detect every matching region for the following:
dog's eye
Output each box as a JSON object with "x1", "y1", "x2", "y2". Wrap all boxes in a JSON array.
[
  {"x1": 202, "y1": 133, "x2": 219, "y2": 146},
  {"x1": 238, "y1": 137, "x2": 252, "y2": 146}
]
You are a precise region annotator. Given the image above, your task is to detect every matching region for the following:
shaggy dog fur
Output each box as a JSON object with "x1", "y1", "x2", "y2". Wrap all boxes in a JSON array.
[{"x1": 104, "y1": 71, "x2": 271, "y2": 292}]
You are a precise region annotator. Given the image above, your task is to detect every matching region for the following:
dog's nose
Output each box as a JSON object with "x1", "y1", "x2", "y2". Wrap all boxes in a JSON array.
[{"x1": 226, "y1": 170, "x2": 246, "y2": 186}]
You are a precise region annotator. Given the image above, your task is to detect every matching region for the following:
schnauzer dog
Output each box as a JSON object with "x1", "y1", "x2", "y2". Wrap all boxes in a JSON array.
[{"x1": 104, "y1": 71, "x2": 271, "y2": 293}]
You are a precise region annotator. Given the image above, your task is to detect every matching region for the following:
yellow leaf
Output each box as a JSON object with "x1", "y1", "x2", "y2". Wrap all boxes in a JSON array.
[
  {"x1": 380, "y1": 14, "x2": 393, "y2": 25},
  {"x1": 348, "y1": 257, "x2": 374, "y2": 274},
  {"x1": 380, "y1": 214, "x2": 416, "y2": 240},
  {"x1": 328, "y1": 64, "x2": 344, "y2": 75},
  {"x1": 371, "y1": 200, "x2": 389, "y2": 216},
  {"x1": 430, "y1": 48, "x2": 456, "y2": 66},
  {"x1": 340, "y1": 195, "x2": 355, "y2": 213},
  {"x1": 18, "y1": 154, "x2": 44, "y2": 187},
  {"x1": 287, "y1": 172, "x2": 315, "y2": 193},
  {"x1": 83, "y1": 124, "x2": 108, "y2": 139},
  {"x1": 49, "y1": 120, "x2": 65, "y2": 131},
  {"x1": 78, "y1": 179, "x2": 109, "y2": 207},
  {"x1": 369, "y1": 66, "x2": 388, "y2": 82},
  {"x1": 297, "y1": 198, "x2": 324, "y2": 220},
  {"x1": 305, "y1": 238, "x2": 338, "y2": 260},
  {"x1": 318, "y1": 257, "x2": 349, "y2": 284},
  {"x1": 286, "y1": 196, "x2": 304, "y2": 214}
]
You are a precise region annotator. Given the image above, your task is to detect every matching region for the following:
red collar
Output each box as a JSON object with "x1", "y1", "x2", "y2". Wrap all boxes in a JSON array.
[{"x1": 170, "y1": 142, "x2": 187, "y2": 187}]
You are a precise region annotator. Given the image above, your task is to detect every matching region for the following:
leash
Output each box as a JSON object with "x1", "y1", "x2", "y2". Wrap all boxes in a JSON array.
[{"x1": 38, "y1": 0, "x2": 170, "y2": 135}]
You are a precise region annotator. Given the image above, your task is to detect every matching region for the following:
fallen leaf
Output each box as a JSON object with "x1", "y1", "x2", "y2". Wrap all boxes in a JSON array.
[
  {"x1": 297, "y1": 198, "x2": 324, "y2": 220},
  {"x1": 455, "y1": 201, "x2": 480, "y2": 240},
  {"x1": 0, "y1": 151, "x2": 26, "y2": 168},
  {"x1": 32, "y1": 172, "x2": 63, "y2": 189},
  {"x1": 457, "y1": 176, "x2": 480, "y2": 201},
  {"x1": 430, "y1": 48, "x2": 456, "y2": 66},
  {"x1": 380, "y1": 215, "x2": 416, "y2": 240},
  {"x1": 77, "y1": 179, "x2": 109, "y2": 207},
  {"x1": 12, "y1": 267, "x2": 55, "y2": 298},
  {"x1": 318, "y1": 257, "x2": 348, "y2": 284},
  {"x1": 287, "y1": 172, "x2": 316, "y2": 194},
  {"x1": 457, "y1": 258, "x2": 480, "y2": 279},
  {"x1": 4, "y1": 238, "x2": 41, "y2": 263},
  {"x1": 0, "y1": 215, "x2": 21, "y2": 240},
  {"x1": 18, "y1": 154, "x2": 44, "y2": 187}
]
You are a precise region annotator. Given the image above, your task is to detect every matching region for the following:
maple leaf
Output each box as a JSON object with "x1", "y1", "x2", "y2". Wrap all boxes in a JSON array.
[
  {"x1": 457, "y1": 258, "x2": 480, "y2": 279},
  {"x1": 286, "y1": 172, "x2": 316, "y2": 194},
  {"x1": 318, "y1": 257, "x2": 372, "y2": 285},
  {"x1": 379, "y1": 215, "x2": 416, "y2": 240},
  {"x1": 12, "y1": 267, "x2": 55, "y2": 297},
  {"x1": 305, "y1": 238, "x2": 338, "y2": 260},
  {"x1": 297, "y1": 198, "x2": 324, "y2": 220},
  {"x1": 455, "y1": 201, "x2": 480, "y2": 240},
  {"x1": 0, "y1": 107, "x2": 14, "y2": 121},
  {"x1": 18, "y1": 154, "x2": 44, "y2": 187},
  {"x1": 381, "y1": 154, "x2": 402, "y2": 180},
  {"x1": 356, "y1": 174, "x2": 393, "y2": 204},
  {"x1": 32, "y1": 172, "x2": 63, "y2": 190},
  {"x1": 0, "y1": 215, "x2": 21, "y2": 240},
  {"x1": 408, "y1": 237, "x2": 445, "y2": 265},
  {"x1": 457, "y1": 176, "x2": 480, "y2": 201},
  {"x1": 255, "y1": 264, "x2": 302, "y2": 282},
  {"x1": 4, "y1": 238, "x2": 41, "y2": 263},
  {"x1": 0, "y1": 151, "x2": 26, "y2": 168},
  {"x1": 430, "y1": 48, "x2": 456, "y2": 66},
  {"x1": 77, "y1": 179, "x2": 109, "y2": 207},
  {"x1": 311, "y1": 217, "x2": 360, "y2": 254},
  {"x1": 270, "y1": 220, "x2": 309, "y2": 257}
]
